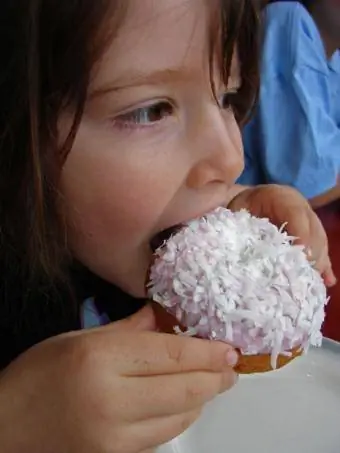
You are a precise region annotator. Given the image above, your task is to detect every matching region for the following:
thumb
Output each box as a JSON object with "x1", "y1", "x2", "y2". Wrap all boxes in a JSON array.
[
  {"x1": 322, "y1": 262, "x2": 337, "y2": 288},
  {"x1": 104, "y1": 304, "x2": 157, "y2": 333}
]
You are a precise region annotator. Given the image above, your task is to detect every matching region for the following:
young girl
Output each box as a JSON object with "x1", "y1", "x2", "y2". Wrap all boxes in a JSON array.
[
  {"x1": 239, "y1": 0, "x2": 340, "y2": 208},
  {"x1": 0, "y1": 1, "x2": 334, "y2": 452}
]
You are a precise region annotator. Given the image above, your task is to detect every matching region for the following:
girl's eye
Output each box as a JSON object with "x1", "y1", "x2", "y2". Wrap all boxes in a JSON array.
[
  {"x1": 219, "y1": 90, "x2": 247, "y2": 124},
  {"x1": 114, "y1": 101, "x2": 174, "y2": 126}
]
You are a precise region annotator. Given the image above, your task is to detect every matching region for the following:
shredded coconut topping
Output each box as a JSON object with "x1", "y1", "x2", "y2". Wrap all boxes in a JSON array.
[{"x1": 148, "y1": 208, "x2": 328, "y2": 368}]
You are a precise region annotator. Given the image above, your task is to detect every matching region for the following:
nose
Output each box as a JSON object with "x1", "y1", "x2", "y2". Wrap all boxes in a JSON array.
[{"x1": 186, "y1": 109, "x2": 244, "y2": 190}]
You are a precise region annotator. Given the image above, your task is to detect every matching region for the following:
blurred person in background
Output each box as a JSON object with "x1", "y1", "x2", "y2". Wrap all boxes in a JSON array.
[{"x1": 238, "y1": 0, "x2": 340, "y2": 208}]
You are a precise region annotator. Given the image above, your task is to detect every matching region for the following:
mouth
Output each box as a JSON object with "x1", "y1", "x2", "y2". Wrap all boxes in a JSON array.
[
  {"x1": 150, "y1": 224, "x2": 184, "y2": 253},
  {"x1": 149, "y1": 204, "x2": 225, "y2": 254}
]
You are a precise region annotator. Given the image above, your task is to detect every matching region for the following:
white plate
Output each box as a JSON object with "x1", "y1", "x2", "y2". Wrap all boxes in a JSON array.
[{"x1": 157, "y1": 339, "x2": 340, "y2": 453}]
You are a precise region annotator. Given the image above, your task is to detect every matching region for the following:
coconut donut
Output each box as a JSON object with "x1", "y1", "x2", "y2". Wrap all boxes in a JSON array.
[{"x1": 147, "y1": 208, "x2": 328, "y2": 374}]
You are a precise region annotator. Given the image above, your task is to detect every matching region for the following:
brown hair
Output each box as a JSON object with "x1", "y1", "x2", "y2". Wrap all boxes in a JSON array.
[{"x1": 0, "y1": 0, "x2": 259, "y2": 367}]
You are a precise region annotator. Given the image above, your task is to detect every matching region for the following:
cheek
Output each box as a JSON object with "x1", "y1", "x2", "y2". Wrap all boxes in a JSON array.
[
  {"x1": 60, "y1": 133, "x2": 182, "y2": 246},
  {"x1": 61, "y1": 158, "x2": 155, "y2": 243},
  {"x1": 229, "y1": 119, "x2": 243, "y2": 154},
  {"x1": 225, "y1": 115, "x2": 244, "y2": 174}
]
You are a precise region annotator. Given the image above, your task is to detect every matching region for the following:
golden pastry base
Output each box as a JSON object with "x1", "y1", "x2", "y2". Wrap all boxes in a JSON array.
[
  {"x1": 235, "y1": 346, "x2": 302, "y2": 374},
  {"x1": 152, "y1": 302, "x2": 302, "y2": 374}
]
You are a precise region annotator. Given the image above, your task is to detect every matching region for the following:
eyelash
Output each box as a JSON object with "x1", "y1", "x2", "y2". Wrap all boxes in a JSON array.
[
  {"x1": 218, "y1": 92, "x2": 239, "y2": 111},
  {"x1": 112, "y1": 91, "x2": 240, "y2": 130},
  {"x1": 113, "y1": 101, "x2": 174, "y2": 130}
]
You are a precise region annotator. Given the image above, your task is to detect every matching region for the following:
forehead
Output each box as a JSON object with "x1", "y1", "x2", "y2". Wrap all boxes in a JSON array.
[{"x1": 92, "y1": 0, "x2": 239, "y2": 90}]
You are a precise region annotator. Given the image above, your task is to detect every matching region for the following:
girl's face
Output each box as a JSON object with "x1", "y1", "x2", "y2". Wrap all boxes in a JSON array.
[{"x1": 60, "y1": 0, "x2": 244, "y2": 297}]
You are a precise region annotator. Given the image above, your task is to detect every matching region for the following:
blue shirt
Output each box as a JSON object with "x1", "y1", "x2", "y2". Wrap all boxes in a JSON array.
[
  {"x1": 82, "y1": 298, "x2": 110, "y2": 328},
  {"x1": 238, "y1": 2, "x2": 340, "y2": 198}
]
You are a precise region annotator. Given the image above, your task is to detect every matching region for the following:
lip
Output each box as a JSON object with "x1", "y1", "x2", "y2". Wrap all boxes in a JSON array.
[{"x1": 149, "y1": 225, "x2": 184, "y2": 252}]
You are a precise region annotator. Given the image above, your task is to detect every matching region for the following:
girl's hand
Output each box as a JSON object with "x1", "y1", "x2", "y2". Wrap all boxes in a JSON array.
[
  {"x1": 0, "y1": 305, "x2": 238, "y2": 453},
  {"x1": 228, "y1": 184, "x2": 336, "y2": 287}
]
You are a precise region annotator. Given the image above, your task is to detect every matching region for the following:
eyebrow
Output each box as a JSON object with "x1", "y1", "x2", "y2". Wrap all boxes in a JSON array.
[
  {"x1": 89, "y1": 66, "x2": 242, "y2": 100},
  {"x1": 89, "y1": 68, "x2": 192, "y2": 99}
]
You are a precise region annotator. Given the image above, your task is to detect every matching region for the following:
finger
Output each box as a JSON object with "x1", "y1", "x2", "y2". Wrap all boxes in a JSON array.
[
  {"x1": 110, "y1": 304, "x2": 156, "y2": 332},
  {"x1": 114, "y1": 332, "x2": 238, "y2": 376},
  {"x1": 121, "y1": 370, "x2": 237, "y2": 421},
  {"x1": 311, "y1": 244, "x2": 328, "y2": 270},
  {"x1": 301, "y1": 244, "x2": 336, "y2": 287},
  {"x1": 322, "y1": 259, "x2": 337, "y2": 287},
  {"x1": 69, "y1": 305, "x2": 157, "y2": 341},
  {"x1": 285, "y1": 208, "x2": 311, "y2": 246},
  {"x1": 100, "y1": 304, "x2": 157, "y2": 333},
  {"x1": 126, "y1": 409, "x2": 202, "y2": 451},
  {"x1": 303, "y1": 237, "x2": 336, "y2": 287},
  {"x1": 288, "y1": 208, "x2": 324, "y2": 254},
  {"x1": 309, "y1": 235, "x2": 332, "y2": 274},
  {"x1": 292, "y1": 216, "x2": 328, "y2": 270}
]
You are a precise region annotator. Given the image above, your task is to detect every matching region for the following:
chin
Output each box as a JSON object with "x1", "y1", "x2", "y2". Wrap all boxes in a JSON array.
[
  {"x1": 116, "y1": 270, "x2": 148, "y2": 299},
  {"x1": 101, "y1": 247, "x2": 151, "y2": 299},
  {"x1": 126, "y1": 285, "x2": 147, "y2": 299}
]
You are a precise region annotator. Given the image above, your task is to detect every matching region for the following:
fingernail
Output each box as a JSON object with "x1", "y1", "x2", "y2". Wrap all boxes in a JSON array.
[
  {"x1": 225, "y1": 349, "x2": 239, "y2": 367},
  {"x1": 325, "y1": 273, "x2": 337, "y2": 287},
  {"x1": 329, "y1": 277, "x2": 337, "y2": 287}
]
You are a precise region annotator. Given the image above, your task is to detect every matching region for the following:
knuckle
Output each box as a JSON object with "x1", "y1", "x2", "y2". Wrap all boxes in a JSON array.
[
  {"x1": 184, "y1": 381, "x2": 202, "y2": 407},
  {"x1": 165, "y1": 336, "x2": 185, "y2": 369},
  {"x1": 179, "y1": 409, "x2": 201, "y2": 434},
  {"x1": 62, "y1": 335, "x2": 97, "y2": 374},
  {"x1": 184, "y1": 374, "x2": 217, "y2": 408}
]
